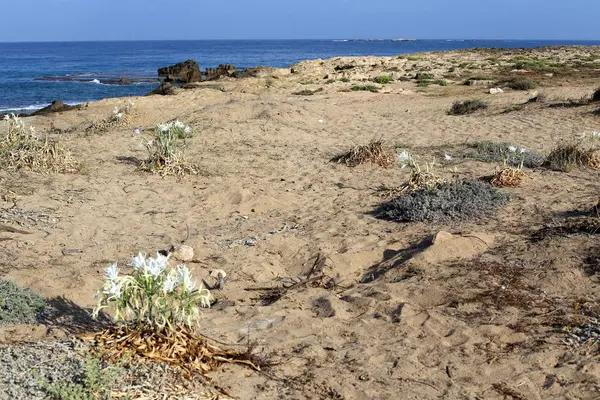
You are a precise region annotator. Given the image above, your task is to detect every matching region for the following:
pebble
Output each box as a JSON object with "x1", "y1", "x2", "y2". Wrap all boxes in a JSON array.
[{"x1": 169, "y1": 244, "x2": 194, "y2": 262}]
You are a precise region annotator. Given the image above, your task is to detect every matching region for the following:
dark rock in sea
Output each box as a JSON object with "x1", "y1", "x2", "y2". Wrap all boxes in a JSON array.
[
  {"x1": 205, "y1": 64, "x2": 237, "y2": 80},
  {"x1": 31, "y1": 100, "x2": 77, "y2": 116},
  {"x1": 157, "y1": 59, "x2": 202, "y2": 83},
  {"x1": 146, "y1": 82, "x2": 177, "y2": 96}
]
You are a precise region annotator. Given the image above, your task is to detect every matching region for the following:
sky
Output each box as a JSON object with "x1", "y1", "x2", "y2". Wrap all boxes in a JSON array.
[{"x1": 1, "y1": 0, "x2": 598, "y2": 42}]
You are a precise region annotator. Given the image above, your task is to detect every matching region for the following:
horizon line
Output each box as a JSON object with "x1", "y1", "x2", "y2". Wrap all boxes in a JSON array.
[{"x1": 1, "y1": 38, "x2": 600, "y2": 44}]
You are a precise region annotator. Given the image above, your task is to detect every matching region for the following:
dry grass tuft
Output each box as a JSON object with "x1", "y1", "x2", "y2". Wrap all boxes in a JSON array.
[
  {"x1": 490, "y1": 167, "x2": 528, "y2": 187},
  {"x1": 545, "y1": 142, "x2": 600, "y2": 172},
  {"x1": 0, "y1": 114, "x2": 80, "y2": 173},
  {"x1": 448, "y1": 99, "x2": 488, "y2": 115},
  {"x1": 79, "y1": 326, "x2": 260, "y2": 378},
  {"x1": 400, "y1": 163, "x2": 447, "y2": 193},
  {"x1": 331, "y1": 140, "x2": 395, "y2": 168}
]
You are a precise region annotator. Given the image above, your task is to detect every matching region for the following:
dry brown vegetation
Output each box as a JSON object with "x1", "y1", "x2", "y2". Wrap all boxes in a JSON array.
[
  {"x1": 331, "y1": 139, "x2": 395, "y2": 167},
  {"x1": 0, "y1": 115, "x2": 79, "y2": 173},
  {"x1": 490, "y1": 167, "x2": 528, "y2": 187}
]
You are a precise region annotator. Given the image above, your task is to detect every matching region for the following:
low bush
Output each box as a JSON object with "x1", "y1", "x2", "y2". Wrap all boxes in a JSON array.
[
  {"x1": 350, "y1": 85, "x2": 379, "y2": 93},
  {"x1": 140, "y1": 120, "x2": 198, "y2": 177},
  {"x1": 292, "y1": 88, "x2": 324, "y2": 96},
  {"x1": 40, "y1": 356, "x2": 122, "y2": 400},
  {"x1": 465, "y1": 141, "x2": 546, "y2": 168},
  {"x1": 545, "y1": 142, "x2": 600, "y2": 172},
  {"x1": 0, "y1": 280, "x2": 45, "y2": 324},
  {"x1": 370, "y1": 76, "x2": 392, "y2": 84},
  {"x1": 505, "y1": 78, "x2": 538, "y2": 91},
  {"x1": 448, "y1": 99, "x2": 488, "y2": 115},
  {"x1": 0, "y1": 114, "x2": 80, "y2": 173},
  {"x1": 331, "y1": 139, "x2": 395, "y2": 168},
  {"x1": 374, "y1": 180, "x2": 509, "y2": 223}
]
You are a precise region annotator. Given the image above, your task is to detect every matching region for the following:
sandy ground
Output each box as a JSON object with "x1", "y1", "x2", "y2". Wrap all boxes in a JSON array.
[{"x1": 1, "y1": 46, "x2": 600, "y2": 399}]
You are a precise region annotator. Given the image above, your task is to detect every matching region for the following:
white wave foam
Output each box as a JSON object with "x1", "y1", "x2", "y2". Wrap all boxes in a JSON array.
[
  {"x1": 90, "y1": 79, "x2": 101, "y2": 84},
  {"x1": 0, "y1": 101, "x2": 83, "y2": 113}
]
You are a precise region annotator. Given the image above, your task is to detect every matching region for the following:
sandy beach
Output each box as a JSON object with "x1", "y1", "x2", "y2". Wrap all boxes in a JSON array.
[{"x1": 1, "y1": 46, "x2": 600, "y2": 399}]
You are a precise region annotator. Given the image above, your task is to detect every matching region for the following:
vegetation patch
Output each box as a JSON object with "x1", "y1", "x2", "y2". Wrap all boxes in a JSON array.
[
  {"x1": 504, "y1": 78, "x2": 538, "y2": 91},
  {"x1": 462, "y1": 141, "x2": 546, "y2": 168},
  {"x1": 370, "y1": 75, "x2": 392, "y2": 84},
  {"x1": 140, "y1": 120, "x2": 198, "y2": 177},
  {"x1": 374, "y1": 180, "x2": 509, "y2": 223},
  {"x1": 292, "y1": 87, "x2": 323, "y2": 96},
  {"x1": 86, "y1": 101, "x2": 136, "y2": 133},
  {"x1": 448, "y1": 99, "x2": 488, "y2": 115},
  {"x1": 544, "y1": 142, "x2": 600, "y2": 172},
  {"x1": 350, "y1": 85, "x2": 379, "y2": 93},
  {"x1": 490, "y1": 167, "x2": 528, "y2": 188},
  {"x1": 331, "y1": 139, "x2": 395, "y2": 168},
  {"x1": 40, "y1": 356, "x2": 122, "y2": 400},
  {"x1": 84, "y1": 253, "x2": 260, "y2": 377},
  {"x1": 0, "y1": 280, "x2": 45, "y2": 324},
  {"x1": 0, "y1": 114, "x2": 79, "y2": 173},
  {"x1": 510, "y1": 56, "x2": 559, "y2": 73},
  {"x1": 418, "y1": 79, "x2": 448, "y2": 87}
]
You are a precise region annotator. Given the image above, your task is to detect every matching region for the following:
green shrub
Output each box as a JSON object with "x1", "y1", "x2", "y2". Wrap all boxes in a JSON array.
[
  {"x1": 465, "y1": 141, "x2": 546, "y2": 168},
  {"x1": 370, "y1": 76, "x2": 392, "y2": 84},
  {"x1": 0, "y1": 280, "x2": 45, "y2": 324},
  {"x1": 374, "y1": 180, "x2": 509, "y2": 223},
  {"x1": 325, "y1": 79, "x2": 336, "y2": 84},
  {"x1": 448, "y1": 99, "x2": 488, "y2": 115},
  {"x1": 545, "y1": 142, "x2": 599, "y2": 172},
  {"x1": 93, "y1": 253, "x2": 213, "y2": 331},
  {"x1": 350, "y1": 85, "x2": 379, "y2": 93},
  {"x1": 40, "y1": 356, "x2": 123, "y2": 400},
  {"x1": 505, "y1": 78, "x2": 538, "y2": 91},
  {"x1": 141, "y1": 120, "x2": 197, "y2": 176},
  {"x1": 292, "y1": 88, "x2": 324, "y2": 96},
  {"x1": 339, "y1": 77, "x2": 351, "y2": 83}
]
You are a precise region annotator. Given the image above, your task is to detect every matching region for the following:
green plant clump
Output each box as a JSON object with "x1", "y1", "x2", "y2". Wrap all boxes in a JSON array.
[
  {"x1": 505, "y1": 78, "x2": 538, "y2": 91},
  {"x1": 142, "y1": 120, "x2": 197, "y2": 176},
  {"x1": 40, "y1": 356, "x2": 123, "y2": 400},
  {"x1": 350, "y1": 85, "x2": 379, "y2": 93},
  {"x1": 93, "y1": 253, "x2": 213, "y2": 331},
  {"x1": 370, "y1": 75, "x2": 393, "y2": 84},
  {"x1": 448, "y1": 99, "x2": 488, "y2": 115},
  {"x1": 374, "y1": 180, "x2": 509, "y2": 223},
  {"x1": 292, "y1": 88, "x2": 324, "y2": 96},
  {"x1": 0, "y1": 280, "x2": 45, "y2": 324}
]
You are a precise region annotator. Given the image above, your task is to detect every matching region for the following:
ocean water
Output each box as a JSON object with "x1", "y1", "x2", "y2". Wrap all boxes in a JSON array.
[{"x1": 1, "y1": 39, "x2": 599, "y2": 113}]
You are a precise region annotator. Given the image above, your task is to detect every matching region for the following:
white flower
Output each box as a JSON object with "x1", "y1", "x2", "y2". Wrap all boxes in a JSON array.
[
  {"x1": 147, "y1": 139, "x2": 153, "y2": 147},
  {"x1": 519, "y1": 147, "x2": 526, "y2": 154},
  {"x1": 143, "y1": 253, "x2": 169, "y2": 278},
  {"x1": 184, "y1": 126, "x2": 191, "y2": 134},
  {"x1": 177, "y1": 265, "x2": 196, "y2": 292},
  {"x1": 508, "y1": 146, "x2": 517, "y2": 153},
  {"x1": 174, "y1": 120, "x2": 185, "y2": 129},
  {"x1": 104, "y1": 263, "x2": 119, "y2": 281},
  {"x1": 115, "y1": 113, "x2": 124, "y2": 120},
  {"x1": 129, "y1": 253, "x2": 147, "y2": 270},
  {"x1": 104, "y1": 281, "x2": 121, "y2": 299},
  {"x1": 113, "y1": 106, "x2": 119, "y2": 115},
  {"x1": 162, "y1": 274, "x2": 179, "y2": 293},
  {"x1": 133, "y1": 128, "x2": 140, "y2": 135},
  {"x1": 3, "y1": 114, "x2": 9, "y2": 120},
  {"x1": 444, "y1": 153, "x2": 452, "y2": 161},
  {"x1": 127, "y1": 100, "x2": 135, "y2": 106},
  {"x1": 397, "y1": 149, "x2": 411, "y2": 168}
]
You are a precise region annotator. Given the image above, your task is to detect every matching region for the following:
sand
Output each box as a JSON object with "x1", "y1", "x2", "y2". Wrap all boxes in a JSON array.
[{"x1": 1, "y1": 46, "x2": 600, "y2": 399}]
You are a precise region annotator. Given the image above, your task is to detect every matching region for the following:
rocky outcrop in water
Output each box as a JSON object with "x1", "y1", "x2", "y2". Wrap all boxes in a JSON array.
[
  {"x1": 205, "y1": 64, "x2": 237, "y2": 80},
  {"x1": 31, "y1": 100, "x2": 77, "y2": 116},
  {"x1": 157, "y1": 60, "x2": 202, "y2": 83}
]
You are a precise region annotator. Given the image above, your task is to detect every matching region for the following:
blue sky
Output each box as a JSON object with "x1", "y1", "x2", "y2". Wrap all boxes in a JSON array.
[{"x1": 2, "y1": 0, "x2": 597, "y2": 41}]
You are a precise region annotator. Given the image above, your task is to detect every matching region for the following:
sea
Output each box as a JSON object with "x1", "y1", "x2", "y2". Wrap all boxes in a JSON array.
[{"x1": 1, "y1": 39, "x2": 599, "y2": 114}]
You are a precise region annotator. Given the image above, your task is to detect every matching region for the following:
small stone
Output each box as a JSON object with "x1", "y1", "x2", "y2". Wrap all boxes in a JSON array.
[
  {"x1": 489, "y1": 87, "x2": 504, "y2": 94},
  {"x1": 169, "y1": 244, "x2": 194, "y2": 262}
]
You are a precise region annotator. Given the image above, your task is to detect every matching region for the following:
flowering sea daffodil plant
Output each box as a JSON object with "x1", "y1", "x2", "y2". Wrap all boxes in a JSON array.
[{"x1": 93, "y1": 252, "x2": 213, "y2": 331}]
